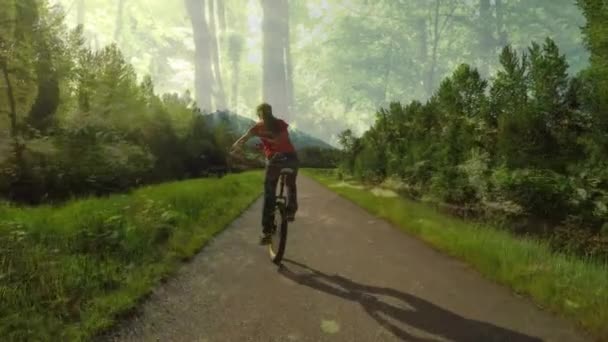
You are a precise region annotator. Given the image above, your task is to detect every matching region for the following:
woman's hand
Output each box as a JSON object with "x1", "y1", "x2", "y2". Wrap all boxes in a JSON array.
[
  {"x1": 232, "y1": 127, "x2": 255, "y2": 150},
  {"x1": 231, "y1": 136, "x2": 246, "y2": 150},
  {"x1": 230, "y1": 144, "x2": 242, "y2": 157}
]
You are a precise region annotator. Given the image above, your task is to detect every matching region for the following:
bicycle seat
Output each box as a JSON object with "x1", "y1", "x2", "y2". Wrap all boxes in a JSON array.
[{"x1": 280, "y1": 168, "x2": 295, "y2": 174}]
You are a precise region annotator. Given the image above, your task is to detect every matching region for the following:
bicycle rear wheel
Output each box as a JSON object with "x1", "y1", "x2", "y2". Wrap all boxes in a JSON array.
[{"x1": 269, "y1": 203, "x2": 288, "y2": 264}]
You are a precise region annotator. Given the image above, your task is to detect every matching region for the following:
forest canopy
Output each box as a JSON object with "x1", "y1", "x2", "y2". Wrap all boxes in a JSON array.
[
  {"x1": 44, "y1": 0, "x2": 590, "y2": 143},
  {"x1": 338, "y1": 0, "x2": 608, "y2": 259}
]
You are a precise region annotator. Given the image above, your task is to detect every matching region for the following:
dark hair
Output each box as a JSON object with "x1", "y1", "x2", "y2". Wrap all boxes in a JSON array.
[{"x1": 257, "y1": 103, "x2": 280, "y2": 136}]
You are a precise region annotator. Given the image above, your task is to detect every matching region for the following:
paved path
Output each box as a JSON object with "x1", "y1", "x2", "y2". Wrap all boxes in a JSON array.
[{"x1": 106, "y1": 176, "x2": 591, "y2": 342}]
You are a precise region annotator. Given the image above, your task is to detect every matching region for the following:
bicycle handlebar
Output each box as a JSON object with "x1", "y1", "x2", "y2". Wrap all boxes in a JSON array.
[{"x1": 227, "y1": 148, "x2": 264, "y2": 170}]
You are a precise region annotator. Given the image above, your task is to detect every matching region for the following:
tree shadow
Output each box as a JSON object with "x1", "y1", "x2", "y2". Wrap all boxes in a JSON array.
[{"x1": 278, "y1": 259, "x2": 543, "y2": 342}]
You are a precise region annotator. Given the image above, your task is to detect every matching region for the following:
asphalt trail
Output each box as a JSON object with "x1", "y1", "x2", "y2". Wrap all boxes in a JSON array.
[{"x1": 106, "y1": 176, "x2": 590, "y2": 342}]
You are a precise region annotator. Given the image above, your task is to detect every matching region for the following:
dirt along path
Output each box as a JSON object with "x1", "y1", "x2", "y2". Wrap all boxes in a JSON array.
[{"x1": 106, "y1": 176, "x2": 590, "y2": 342}]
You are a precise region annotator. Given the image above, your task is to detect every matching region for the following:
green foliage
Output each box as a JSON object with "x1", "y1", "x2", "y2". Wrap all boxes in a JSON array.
[
  {"x1": 297, "y1": 146, "x2": 341, "y2": 169},
  {"x1": 339, "y1": 34, "x2": 608, "y2": 260},
  {"x1": 577, "y1": 0, "x2": 608, "y2": 117},
  {"x1": 491, "y1": 168, "x2": 573, "y2": 220},
  {"x1": 0, "y1": 0, "x2": 238, "y2": 203},
  {"x1": 0, "y1": 172, "x2": 262, "y2": 341},
  {"x1": 290, "y1": 0, "x2": 588, "y2": 144}
]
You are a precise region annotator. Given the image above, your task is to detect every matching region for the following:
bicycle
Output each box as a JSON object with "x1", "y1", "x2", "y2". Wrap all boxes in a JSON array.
[
  {"x1": 227, "y1": 148, "x2": 291, "y2": 264},
  {"x1": 268, "y1": 166, "x2": 294, "y2": 264}
]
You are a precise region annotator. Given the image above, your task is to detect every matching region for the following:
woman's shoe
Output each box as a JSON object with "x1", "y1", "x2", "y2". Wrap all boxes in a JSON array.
[
  {"x1": 286, "y1": 213, "x2": 295, "y2": 222},
  {"x1": 259, "y1": 233, "x2": 272, "y2": 245}
]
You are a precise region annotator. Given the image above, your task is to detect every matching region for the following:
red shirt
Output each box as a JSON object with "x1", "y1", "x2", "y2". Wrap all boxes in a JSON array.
[{"x1": 250, "y1": 120, "x2": 295, "y2": 158}]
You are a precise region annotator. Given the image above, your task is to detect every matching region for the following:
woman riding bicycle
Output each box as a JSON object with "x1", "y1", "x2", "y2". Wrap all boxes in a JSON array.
[{"x1": 231, "y1": 103, "x2": 299, "y2": 245}]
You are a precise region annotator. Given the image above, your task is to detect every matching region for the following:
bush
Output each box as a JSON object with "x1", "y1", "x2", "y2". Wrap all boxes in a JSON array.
[
  {"x1": 297, "y1": 147, "x2": 341, "y2": 168},
  {"x1": 492, "y1": 168, "x2": 573, "y2": 221},
  {"x1": 0, "y1": 3, "x2": 232, "y2": 203},
  {"x1": 334, "y1": 33, "x2": 608, "y2": 258}
]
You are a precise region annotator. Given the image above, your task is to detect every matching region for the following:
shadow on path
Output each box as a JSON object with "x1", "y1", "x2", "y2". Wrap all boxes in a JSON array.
[{"x1": 278, "y1": 259, "x2": 543, "y2": 342}]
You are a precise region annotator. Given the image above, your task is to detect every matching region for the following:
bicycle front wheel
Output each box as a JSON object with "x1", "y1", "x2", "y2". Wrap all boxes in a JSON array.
[{"x1": 269, "y1": 204, "x2": 288, "y2": 264}]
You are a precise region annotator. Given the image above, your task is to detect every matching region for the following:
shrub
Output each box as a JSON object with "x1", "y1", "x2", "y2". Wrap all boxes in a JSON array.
[{"x1": 491, "y1": 168, "x2": 573, "y2": 222}]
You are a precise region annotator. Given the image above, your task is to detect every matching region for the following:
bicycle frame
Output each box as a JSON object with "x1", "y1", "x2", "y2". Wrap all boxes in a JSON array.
[{"x1": 275, "y1": 173, "x2": 288, "y2": 212}]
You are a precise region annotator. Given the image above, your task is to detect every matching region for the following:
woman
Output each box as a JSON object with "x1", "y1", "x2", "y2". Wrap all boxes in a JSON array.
[{"x1": 231, "y1": 103, "x2": 299, "y2": 245}]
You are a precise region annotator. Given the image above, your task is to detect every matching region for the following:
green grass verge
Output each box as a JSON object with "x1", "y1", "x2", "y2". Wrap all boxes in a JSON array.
[
  {"x1": 304, "y1": 169, "x2": 608, "y2": 341},
  {"x1": 0, "y1": 171, "x2": 263, "y2": 341}
]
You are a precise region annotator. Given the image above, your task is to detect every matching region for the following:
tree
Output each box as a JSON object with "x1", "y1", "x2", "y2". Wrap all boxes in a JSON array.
[
  {"x1": 77, "y1": 0, "x2": 85, "y2": 27},
  {"x1": 425, "y1": 0, "x2": 464, "y2": 97},
  {"x1": 208, "y1": 0, "x2": 226, "y2": 109},
  {"x1": 260, "y1": 0, "x2": 291, "y2": 120},
  {"x1": 495, "y1": 0, "x2": 507, "y2": 48},
  {"x1": 577, "y1": 0, "x2": 608, "y2": 122},
  {"x1": 227, "y1": 33, "x2": 244, "y2": 110},
  {"x1": 18, "y1": 0, "x2": 60, "y2": 134},
  {"x1": 0, "y1": 51, "x2": 23, "y2": 175},
  {"x1": 216, "y1": 0, "x2": 226, "y2": 44},
  {"x1": 185, "y1": 0, "x2": 213, "y2": 111},
  {"x1": 477, "y1": 0, "x2": 493, "y2": 77},
  {"x1": 114, "y1": 0, "x2": 126, "y2": 43}
]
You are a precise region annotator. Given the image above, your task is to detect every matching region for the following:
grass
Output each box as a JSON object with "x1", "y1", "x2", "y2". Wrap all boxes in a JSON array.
[
  {"x1": 304, "y1": 168, "x2": 608, "y2": 341},
  {"x1": 0, "y1": 171, "x2": 263, "y2": 342}
]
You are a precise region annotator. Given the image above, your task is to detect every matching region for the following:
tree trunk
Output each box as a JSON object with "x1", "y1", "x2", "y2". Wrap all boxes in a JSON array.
[
  {"x1": 495, "y1": 0, "x2": 508, "y2": 48},
  {"x1": 342, "y1": 97, "x2": 354, "y2": 116},
  {"x1": 382, "y1": 40, "x2": 394, "y2": 107},
  {"x1": 1, "y1": 60, "x2": 18, "y2": 140},
  {"x1": 261, "y1": 0, "x2": 290, "y2": 120},
  {"x1": 416, "y1": 17, "x2": 428, "y2": 65},
  {"x1": 208, "y1": 0, "x2": 227, "y2": 109},
  {"x1": 28, "y1": 45, "x2": 59, "y2": 133},
  {"x1": 185, "y1": 0, "x2": 213, "y2": 111},
  {"x1": 216, "y1": 0, "x2": 226, "y2": 37},
  {"x1": 284, "y1": 1, "x2": 294, "y2": 118},
  {"x1": 1, "y1": 59, "x2": 25, "y2": 177},
  {"x1": 114, "y1": 0, "x2": 126, "y2": 43},
  {"x1": 232, "y1": 61, "x2": 240, "y2": 110},
  {"x1": 17, "y1": 0, "x2": 59, "y2": 134},
  {"x1": 426, "y1": 0, "x2": 440, "y2": 97},
  {"x1": 77, "y1": 0, "x2": 85, "y2": 27},
  {"x1": 414, "y1": 17, "x2": 429, "y2": 98},
  {"x1": 477, "y1": 0, "x2": 493, "y2": 77},
  {"x1": 228, "y1": 34, "x2": 244, "y2": 111}
]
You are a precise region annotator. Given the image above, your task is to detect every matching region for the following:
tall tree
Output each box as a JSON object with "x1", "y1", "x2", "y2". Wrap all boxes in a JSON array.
[
  {"x1": 427, "y1": 0, "x2": 441, "y2": 97},
  {"x1": 577, "y1": 0, "x2": 608, "y2": 119},
  {"x1": 284, "y1": 0, "x2": 294, "y2": 117},
  {"x1": 477, "y1": 0, "x2": 493, "y2": 77},
  {"x1": 260, "y1": 0, "x2": 290, "y2": 120},
  {"x1": 415, "y1": 17, "x2": 428, "y2": 68},
  {"x1": 114, "y1": 0, "x2": 126, "y2": 43},
  {"x1": 227, "y1": 33, "x2": 244, "y2": 110},
  {"x1": 77, "y1": 0, "x2": 85, "y2": 27},
  {"x1": 0, "y1": 54, "x2": 21, "y2": 166},
  {"x1": 216, "y1": 0, "x2": 226, "y2": 38},
  {"x1": 19, "y1": 0, "x2": 60, "y2": 134},
  {"x1": 208, "y1": 0, "x2": 227, "y2": 109},
  {"x1": 185, "y1": 0, "x2": 213, "y2": 110},
  {"x1": 495, "y1": 0, "x2": 507, "y2": 48}
]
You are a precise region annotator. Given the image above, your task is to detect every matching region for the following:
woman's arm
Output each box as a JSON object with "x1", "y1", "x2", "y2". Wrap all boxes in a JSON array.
[{"x1": 232, "y1": 126, "x2": 256, "y2": 150}]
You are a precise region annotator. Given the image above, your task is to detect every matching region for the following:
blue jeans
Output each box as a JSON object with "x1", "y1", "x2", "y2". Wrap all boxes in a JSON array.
[{"x1": 262, "y1": 152, "x2": 299, "y2": 233}]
